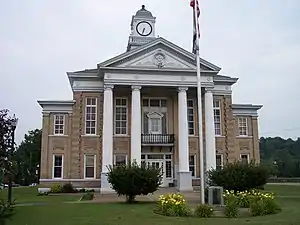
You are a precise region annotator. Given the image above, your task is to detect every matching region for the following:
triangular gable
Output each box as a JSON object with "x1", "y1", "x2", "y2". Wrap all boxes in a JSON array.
[{"x1": 98, "y1": 37, "x2": 221, "y2": 72}]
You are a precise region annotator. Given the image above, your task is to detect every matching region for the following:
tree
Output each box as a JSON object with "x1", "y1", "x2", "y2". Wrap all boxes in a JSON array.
[
  {"x1": 107, "y1": 162, "x2": 162, "y2": 203},
  {"x1": 13, "y1": 129, "x2": 41, "y2": 185}
]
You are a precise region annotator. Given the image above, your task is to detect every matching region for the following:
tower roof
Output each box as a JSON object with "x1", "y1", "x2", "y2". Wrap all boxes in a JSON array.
[{"x1": 135, "y1": 5, "x2": 153, "y2": 18}]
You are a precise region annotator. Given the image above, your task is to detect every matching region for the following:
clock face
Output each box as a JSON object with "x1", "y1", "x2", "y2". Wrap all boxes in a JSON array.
[{"x1": 136, "y1": 21, "x2": 152, "y2": 36}]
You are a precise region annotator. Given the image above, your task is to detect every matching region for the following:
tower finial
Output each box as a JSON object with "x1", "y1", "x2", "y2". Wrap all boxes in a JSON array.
[{"x1": 142, "y1": 5, "x2": 145, "y2": 9}]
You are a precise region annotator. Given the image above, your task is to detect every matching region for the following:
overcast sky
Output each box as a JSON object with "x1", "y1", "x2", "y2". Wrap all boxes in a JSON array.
[{"x1": 1, "y1": 0, "x2": 299, "y2": 143}]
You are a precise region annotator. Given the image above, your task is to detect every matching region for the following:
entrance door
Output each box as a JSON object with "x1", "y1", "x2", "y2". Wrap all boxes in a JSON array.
[{"x1": 148, "y1": 160, "x2": 165, "y2": 187}]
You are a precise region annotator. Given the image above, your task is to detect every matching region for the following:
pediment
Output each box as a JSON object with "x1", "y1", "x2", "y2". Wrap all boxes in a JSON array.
[
  {"x1": 98, "y1": 37, "x2": 221, "y2": 72},
  {"x1": 147, "y1": 112, "x2": 163, "y2": 118}
]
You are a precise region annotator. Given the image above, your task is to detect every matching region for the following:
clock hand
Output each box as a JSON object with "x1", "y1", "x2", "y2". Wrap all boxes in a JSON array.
[{"x1": 142, "y1": 28, "x2": 145, "y2": 34}]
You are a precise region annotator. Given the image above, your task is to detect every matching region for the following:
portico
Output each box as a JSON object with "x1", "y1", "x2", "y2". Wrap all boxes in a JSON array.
[{"x1": 100, "y1": 83, "x2": 217, "y2": 192}]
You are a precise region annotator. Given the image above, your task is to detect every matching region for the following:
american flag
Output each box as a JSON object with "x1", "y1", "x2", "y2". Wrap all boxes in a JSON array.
[{"x1": 190, "y1": 0, "x2": 200, "y2": 54}]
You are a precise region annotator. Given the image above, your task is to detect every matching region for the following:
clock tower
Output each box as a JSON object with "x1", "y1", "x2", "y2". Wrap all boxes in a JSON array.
[{"x1": 127, "y1": 5, "x2": 156, "y2": 51}]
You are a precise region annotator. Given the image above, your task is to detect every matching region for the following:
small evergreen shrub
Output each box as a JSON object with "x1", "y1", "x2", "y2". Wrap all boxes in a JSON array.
[
  {"x1": 107, "y1": 161, "x2": 162, "y2": 203},
  {"x1": 194, "y1": 204, "x2": 214, "y2": 218},
  {"x1": 80, "y1": 192, "x2": 94, "y2": 201},
  {"x1": 50, "y1": 184, "x2": 62, "y2": 193},
  {"x1": 224, "y1": 195, "x2": 238, "y2": 218},
  {"x1": 208, "y1": 162, "x2": 269, "y2": 192},
  {"x1": 61, "y1": 183, "x2": 76, "y2": 193},
  {"x1": 155, "y1": 193, "x2": 191, "y2": 217}
]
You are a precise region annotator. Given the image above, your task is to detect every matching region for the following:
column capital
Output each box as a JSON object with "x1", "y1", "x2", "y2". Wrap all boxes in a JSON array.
[
  {"x1": 131, "y1": 85, "x2": 142, "y2": 91},
  {"x1": 104, "y1": 84, "x2": 114, "y2": 90},
  {"x1": 178, "y1": 87, "x2": 188, "y2": 92},
  {"x1": 205, "y1": 87, "x2": 214, "y2": 93}
]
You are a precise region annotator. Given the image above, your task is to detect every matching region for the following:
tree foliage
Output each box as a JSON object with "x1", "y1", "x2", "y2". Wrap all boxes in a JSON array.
[
  {"x1": 107, "y1": 162, "x2": 163, "y2": 203},
  {"x1": 260, "y1": 137, "x2": 300, "y2": 177},
  {"x1": 13, "y1": 129, "x2": 41, "y2": 185},
  {"x1": 208, "y1": 162, "x2": 269, "y2": 192}
]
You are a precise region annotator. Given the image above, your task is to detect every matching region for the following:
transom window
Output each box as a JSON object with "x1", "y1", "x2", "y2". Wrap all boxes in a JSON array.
[
  {"x1": 85, "y1": 97, "x2": 97, "y2": 135},
  {"x1": 54, "y1": 115, "x2": 64, "y2": 135},
  {"x1": 213, "y1": 100, "x2": 221, "y2": 135},
  {"x1": 238, "y1": 117, "x2": 248, "y2": 136},
  {"x1": 187, "y1": 99, "x2": 195, "y2": 135},
  {"x1": 114, "y1": 98, "x2": 127, "y2": 135},
  {"x1": 143, "y1": 99, "x2": 167, "y2": 107}
]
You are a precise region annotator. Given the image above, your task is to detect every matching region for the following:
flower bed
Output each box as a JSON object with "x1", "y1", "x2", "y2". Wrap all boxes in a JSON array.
[{"x1": 154, "y1": 190, "x2": 281, "y2": 218}]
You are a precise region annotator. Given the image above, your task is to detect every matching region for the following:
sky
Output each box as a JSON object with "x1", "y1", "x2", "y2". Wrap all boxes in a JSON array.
[{"x1": 0, "y1": 0, "x2": 299, "y2": 143}]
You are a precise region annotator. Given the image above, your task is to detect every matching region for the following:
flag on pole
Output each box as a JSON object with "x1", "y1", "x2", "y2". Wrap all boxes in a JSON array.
[{"x1": 190, "y1": 0, "x2": 200, "y2": 54}]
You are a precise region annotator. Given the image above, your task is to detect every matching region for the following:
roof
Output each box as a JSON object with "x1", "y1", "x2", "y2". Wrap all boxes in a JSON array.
[{"x1": 135, "y1": 5, "x2": 153, "y2": 18}]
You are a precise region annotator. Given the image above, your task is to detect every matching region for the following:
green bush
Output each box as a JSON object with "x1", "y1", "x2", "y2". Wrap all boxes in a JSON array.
[
  {"x1": 107, "y1": 161, "x2": 162, "y2": 203},
  {"x1": 208, "y1": 162, "x2": 269, "y2": 192},
  {"x1": 50, "y1": 184, "x2": 62, "y2": 193},
  {"x1": 249, "y1": 197, "x2": 281, "y2": 216},
  {"x1": 194, "y1": 204, "x2": 214, "y2": 218},
  {"x1": 61, "y1": 183, "x2": 76, "y2": 193},
  {"x1": 224, "y1": 195, "x2": 238, "y2": 218},
  {"x1": 0, "y1": 199, "x2": 15, "y2": 225},
  {"x1": 80, "y1": 192, "x2": 94, "y2": 201},
  {"x1": 155, "y1": 193, "x2": 191, "y2": 217}
]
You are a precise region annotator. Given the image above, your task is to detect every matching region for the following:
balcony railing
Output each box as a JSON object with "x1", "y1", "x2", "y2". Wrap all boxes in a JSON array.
[{"x1": 141, "y1": 134, "x2": 175, "y2": 145}]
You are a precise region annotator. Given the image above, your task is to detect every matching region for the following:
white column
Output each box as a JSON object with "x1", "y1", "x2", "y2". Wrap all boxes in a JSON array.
[
  {"x1": 130, "y1": 85, "x2": 142, "y2": 165},
  {"x1": 177, "y1": 87, "x2": 193, "y2": 191},
  {"x1": 101, "y1": 84, "x2": 114, "y2": 193},
  {"x1": 204, "y1": 88, "x2": 216, "y2": 171}
]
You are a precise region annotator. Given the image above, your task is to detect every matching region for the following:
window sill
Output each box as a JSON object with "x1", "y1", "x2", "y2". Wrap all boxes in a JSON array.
[
  {"x1": 236, "y1": 136, "x2": 253, "y2": 139},
  {"x1": 49, "y1": 135, "x2": 68, "y2": 137},
  {"x1": 215, "y1": 135, "x2": 226, "y2": 138},
  {"x1": 114, "y1": 135, "x2": 130, "y2": 137},
  {"x1": 81, "y1": 135, "x2": 100, "y2": 137}
]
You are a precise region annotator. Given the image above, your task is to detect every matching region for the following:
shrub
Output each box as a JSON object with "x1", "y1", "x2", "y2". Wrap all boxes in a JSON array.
[
  {"x1": 249, "y1": 196, "x2": 281, "y2": 216},
  {"x1": 194, "y1": 204, "x2": 214, "y2": 218},
  {"x1": 0, "y1": 199, "x2": 15, "y2": 225},
  {"x1": 224, "y1": 195, "x2": 238, "y2": 218},
  {"x1": 80, "y1": 192, "x2": 94, "y2": 201},
  {"x1": 155, "y1": 193, "x2": 191, "y2": 217},
  {"x1": 50, "y1": 184, "x2": 62, "y2": 193},
  {"x1": 61, "y1": 183, "x2": 76, "y2": 193},
  {"x1": 208, "y1": 162, "x2": 269, "y2": 192},
  {"x1": 107, "y1": 161, "x2": 162, "y2": 203}
]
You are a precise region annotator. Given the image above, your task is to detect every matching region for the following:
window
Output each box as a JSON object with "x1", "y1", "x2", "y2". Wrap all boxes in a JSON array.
[
  {"x1": 114, "y1": 98, "x2": 127, "y2": 135},
  {"x1": 84, "y1": 155, "x2": 96, "y2": 179},
  {"x1": 114, "y1": 154, "x2": 128, "y2": 166},
  {"x1": 238, "y1": 117, "x2": 248, "y2": 136},
  {"x1": 165, "y1": 154, "x2": 172, "y2": 178},
  {"x1": 216, "y1": 154, "x2": 223, "y2": 170},
  {"x1": 85, "y1": 97, "x2": 97, "y2": 135},
  {"x1": 143, "y1": 99, "x2": 167, "y2": 107},
  {"x1": 52, "y1": 155, "x2": 63, "y2": 179},
  {"x1": 187, "y1": 100, "x2": 195, "y2": 135},
  {"x1": 54, "y1": 115, "x2": 64, "y2": 135},
  {"x1": 189, "y1": 155, "x2": 196, "y2": 177},
  {"x1": 240, "y1": 154, "x2": 249, "y2": 165},
  {"x1": 213, "y1": 100, "x2": 221, "y2": 135}
]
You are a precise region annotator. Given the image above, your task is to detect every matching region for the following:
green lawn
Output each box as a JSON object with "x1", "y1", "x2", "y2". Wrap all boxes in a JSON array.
[
  {"x1": 0, "y1": 187, "x2": 80, "y2": 204},
  {"x1": 7, "y1": 184, "x2": 300, "y2": 225}
]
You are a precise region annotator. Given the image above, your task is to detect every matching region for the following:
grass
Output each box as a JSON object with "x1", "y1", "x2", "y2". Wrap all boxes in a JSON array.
[
  {"x1": 6, "y1": 184, "x2": 300, "y2": 225},
  {"x1": 0, "y1": 187, "x2": 80, "y2": 204}
]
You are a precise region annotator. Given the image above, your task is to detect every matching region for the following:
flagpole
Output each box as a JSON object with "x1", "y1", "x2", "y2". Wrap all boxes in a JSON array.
[{"x1": 193, "y1": 0, "x2": 205, "y2": 204}]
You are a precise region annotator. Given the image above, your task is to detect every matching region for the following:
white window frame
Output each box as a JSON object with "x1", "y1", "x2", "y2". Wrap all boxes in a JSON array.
[
  {"x1": 54, "y1": 114, "x2": 65, "y2": 135},
  {"x1": 216, "y1": 154, "x2": 224, "y2": 170},
  {"x1": 85, "y1": 97, "x2": 97, "y2": 135},
  {"x1": 114, "y1": 97, "x2": 128, "y2": 135},
  {"x1": 213, "y1": 100, "x2": 222, "y2": 136},
  {"x1": 238, "y1": 117, "x2": 248, "y2": 136},
  {"x1": 113, "y1": 154, "x2": 128, "y2": 166},
  {"x1": 52, "y1": 155, "x2": 63, "y2": 179},
  {"x1": 147, "y1": 112, "x2": 163, "y2": 134},
  {"x1": 240, "y1": 154, "x2": 250, "y2": 164},
  {"x1": 189, "y1": 154, "x2": 196, "y2": 177},
  {"x1": 84, "y1": 154, "x2": 96, "y2": 179},
  {"x1": 187, "y1": 99, "x2": 195, "y2": 136}
]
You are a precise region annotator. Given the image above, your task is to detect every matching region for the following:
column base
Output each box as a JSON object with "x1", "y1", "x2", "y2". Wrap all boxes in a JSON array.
[
  {"x1": 177, "y1": 171, "x2": 193, "y2": 192},
  {"x1": 100, "y1": 172, "x2": 115, "y2": 194}
]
